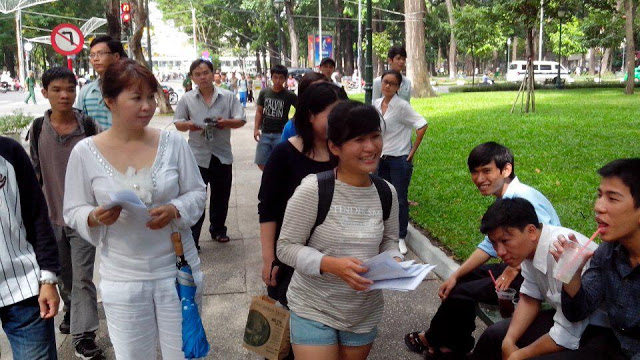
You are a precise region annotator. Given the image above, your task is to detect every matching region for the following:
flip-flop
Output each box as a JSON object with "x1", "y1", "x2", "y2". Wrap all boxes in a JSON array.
[{"x1": 404, "y1": 332, "x2": 428, "y2": 354}]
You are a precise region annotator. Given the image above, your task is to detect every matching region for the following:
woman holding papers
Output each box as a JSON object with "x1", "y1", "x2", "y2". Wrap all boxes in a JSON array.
[
  {"x1": 277, "y1": 101, "x2": 403, "y2": 360},
  {"x1": 63, "y1": 59, "x2": 206, "y2": 360}
]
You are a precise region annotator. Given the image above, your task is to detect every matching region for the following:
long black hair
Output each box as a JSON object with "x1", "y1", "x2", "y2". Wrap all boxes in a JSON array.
[{"x1": 294, "y1": 82, "x2": 345, "y2": 155}]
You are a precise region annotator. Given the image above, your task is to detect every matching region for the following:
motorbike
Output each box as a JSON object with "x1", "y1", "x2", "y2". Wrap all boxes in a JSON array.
[{"x1": 0, "y1": 81, "x2": 10, "y2": 93}]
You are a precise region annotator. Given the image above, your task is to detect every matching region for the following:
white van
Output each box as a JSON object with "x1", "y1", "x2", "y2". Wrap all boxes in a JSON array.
[{"x1": 506, "y1": 60, "x2": 571, "y2": 83}]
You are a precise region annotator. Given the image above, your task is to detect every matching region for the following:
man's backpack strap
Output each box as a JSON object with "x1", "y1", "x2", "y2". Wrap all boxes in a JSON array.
[{"x1": 369, "y1": 174, "x2": 392, "y2": 221}]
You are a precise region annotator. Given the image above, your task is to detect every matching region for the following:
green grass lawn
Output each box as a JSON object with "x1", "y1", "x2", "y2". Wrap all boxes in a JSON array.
[{"x1": 353, "y1": 89, "x2": 640, "y2": 261}]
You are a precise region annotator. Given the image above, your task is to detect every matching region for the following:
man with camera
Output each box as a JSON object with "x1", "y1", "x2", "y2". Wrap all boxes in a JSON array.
[{"x1": 174, "y1": 59, "x2": 246, "y2": 249}]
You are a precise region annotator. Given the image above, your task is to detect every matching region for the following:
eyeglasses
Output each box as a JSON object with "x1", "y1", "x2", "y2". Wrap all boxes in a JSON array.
[
  {"x1": 89, "y1": 51, "x2": 113, "y2": 59},
  {"x1": 382, "y1": 79, "x2": 399, "y2": 87}
]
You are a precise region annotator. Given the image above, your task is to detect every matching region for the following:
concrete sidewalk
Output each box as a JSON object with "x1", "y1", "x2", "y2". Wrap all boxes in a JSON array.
[{"x1": 2, "y1": 100, "x2": 484, "y2": 359}]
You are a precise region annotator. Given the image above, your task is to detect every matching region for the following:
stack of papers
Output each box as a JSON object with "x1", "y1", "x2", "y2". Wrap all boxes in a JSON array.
[
  {"x1": 361, "y1": 251, "x2": 436, "y2": 291},
  {"x1": 104, "y1": 190, "x2": 151, "y2": 221}
]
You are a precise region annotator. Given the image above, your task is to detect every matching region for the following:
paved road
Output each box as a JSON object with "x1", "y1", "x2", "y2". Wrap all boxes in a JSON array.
[{"x1": 1, "y1": 97, "x2": 485, "y2": 359}]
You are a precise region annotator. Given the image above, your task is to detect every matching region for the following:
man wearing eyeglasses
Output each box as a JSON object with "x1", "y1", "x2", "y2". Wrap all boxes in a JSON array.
[{"x1": 75, "y1": 36, "x2": 127, "y2": 129}]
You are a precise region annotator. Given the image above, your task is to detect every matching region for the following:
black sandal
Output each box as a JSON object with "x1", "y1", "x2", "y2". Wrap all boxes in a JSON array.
[{"x1": 404, "y1": 332, "x2": 428, "y2": 354}]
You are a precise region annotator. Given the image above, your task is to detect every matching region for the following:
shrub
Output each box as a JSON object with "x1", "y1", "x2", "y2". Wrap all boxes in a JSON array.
[
  {"x1": 449, "y1": 81, "x2": 634, "y2": 93},
  {"x1": 0, "y1": 110, "x2": 34, "y2": 134}
]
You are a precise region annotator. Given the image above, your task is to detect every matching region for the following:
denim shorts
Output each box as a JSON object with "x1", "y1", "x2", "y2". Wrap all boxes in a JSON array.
[
  {"x1": 289, "y1": 311, "x2": 378, "y2": 347},
  {"x1": 255, "y1": 132, "x2": 282, "y2": 165}
]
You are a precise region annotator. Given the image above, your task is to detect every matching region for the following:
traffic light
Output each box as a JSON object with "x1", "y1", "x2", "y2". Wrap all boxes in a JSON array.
[{"x1": 121, "y1": 3, "x2": 131, "y2": 25}]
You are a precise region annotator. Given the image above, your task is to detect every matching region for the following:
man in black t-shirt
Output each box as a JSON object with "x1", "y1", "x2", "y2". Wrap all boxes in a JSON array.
[{"x1": 254, "y1": 64, "x2": 297, "y2": 171}]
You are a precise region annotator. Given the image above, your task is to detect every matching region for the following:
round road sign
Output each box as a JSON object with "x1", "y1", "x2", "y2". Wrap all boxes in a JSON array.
[{"x1": 50, "y1": 23, "x2": 85, "y2": 56}]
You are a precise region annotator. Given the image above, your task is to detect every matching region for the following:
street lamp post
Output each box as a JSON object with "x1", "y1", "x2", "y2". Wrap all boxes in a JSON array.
[
  {"x1": 556, "y1": 8, "x2": 566, "y2": 89},
  {"x1": 274, "y1": 0, "x2": 284, "y2": 65},
  {"x1": 24, "y1": 42, "x2": 33, "y2": 76}
]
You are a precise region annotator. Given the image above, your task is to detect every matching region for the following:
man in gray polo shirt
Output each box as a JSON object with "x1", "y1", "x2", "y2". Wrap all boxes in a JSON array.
[{"x1": 174, "y1": 59, "x2": 246, "y2": 249}]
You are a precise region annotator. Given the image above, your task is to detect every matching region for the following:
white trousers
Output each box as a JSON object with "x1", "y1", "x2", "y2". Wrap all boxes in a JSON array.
[{"x1": 100, "y1": 272, "x2": 203, "y2": 360}]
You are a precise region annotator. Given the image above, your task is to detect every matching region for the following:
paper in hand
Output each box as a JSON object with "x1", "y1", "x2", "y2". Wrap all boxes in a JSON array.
[
  {"x1": 361, "y1": 251, "x2": 436, "y2": 292},
  {"x1": 104, "y1": 190, "x2": 151, "y2": 221}
]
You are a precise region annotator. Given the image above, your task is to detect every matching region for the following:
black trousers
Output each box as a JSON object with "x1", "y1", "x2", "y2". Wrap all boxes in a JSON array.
[
  {"x1": 424, "y1": 263, "x2": 525, "y2": 354},
  {"x1": 190, "y1": 155, "x2": 232, "y2": 246},
  {"x1": 472, "y1": 312, "x2": 629, "y2": 360}
]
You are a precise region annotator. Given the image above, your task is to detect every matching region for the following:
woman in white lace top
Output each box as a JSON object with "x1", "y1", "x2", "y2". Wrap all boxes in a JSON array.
[{"x1": 63, "y1": 59, "x2": 206, "y2": 360}]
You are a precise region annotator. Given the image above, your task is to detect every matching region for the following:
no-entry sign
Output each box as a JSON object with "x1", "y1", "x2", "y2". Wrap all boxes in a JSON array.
[{"x1": 50, "y1": 23, "x2": 84, "y2": 56}]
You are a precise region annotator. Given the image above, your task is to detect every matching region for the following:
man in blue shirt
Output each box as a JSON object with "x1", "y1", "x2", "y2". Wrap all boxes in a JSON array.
[
  {"x1": 404, "y1": 142, "x2": 561, "y2": 358},
  {"x1": 76, "y1": 36, "x2": 126, "y2": 129},
  {"x1": 558, "y1": 158, "x2": 640, "y2": 359}
]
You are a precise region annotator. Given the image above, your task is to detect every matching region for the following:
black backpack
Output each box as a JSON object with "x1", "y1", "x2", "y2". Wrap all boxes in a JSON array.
[
  {"x1": 268, "y1": 169, "x2": 393, "y2": 305},
  {"x1": 312, "y1": 169, "x2": 393, "y2": 240},
  {"x1": 26, "y1": 113, "x2": 98, "y2": 185}
]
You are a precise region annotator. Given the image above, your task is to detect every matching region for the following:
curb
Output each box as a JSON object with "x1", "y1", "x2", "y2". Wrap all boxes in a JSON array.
[{"x1": 406, "y1": 224, "x2": 460, "y2": 281}]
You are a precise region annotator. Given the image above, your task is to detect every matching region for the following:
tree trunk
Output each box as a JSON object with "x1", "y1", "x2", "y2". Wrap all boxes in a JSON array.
[
  {"x1": 262, "y1": 51, "x2": 268, "y2": 75},
  {"x1": 602, "y1": 48, "x2": 612, "y2": 73},
  {"x1": 512, "y1": 37, "x2": 518, "y2": 61},
  {"x1": 589, "y1": 48, "x2": 596, "y2": 75},
  {"x1": 445, "y1": 0, "x2": 457, "y2": 79},
  {"x1": 255, "y1": 49, "x2": 262, "y2": 75},
  {"x1": 404, "y1": 0, "x2": 435, "y2": 97},
  {"x1": 106, "y1": 0, "x2": 122, "y2": 41},
  {"x1": 334, "y1": 0, "x2": 343, "y2": 71},
  {"x1": 344, "y1": 20, "x2": 354, "y2": 76},
  {"x1": 269, "y1": 42, "x2": 278, "y2": 70},
  {"x1": 624, "y1": 0, "x2": 635, "y2": 94},
  {"x1": 130, "y1": 0, "x2": 147, "y2": 66},
  {"x1": 525, "y1": 28, "x2": 535, "y2": 113}
]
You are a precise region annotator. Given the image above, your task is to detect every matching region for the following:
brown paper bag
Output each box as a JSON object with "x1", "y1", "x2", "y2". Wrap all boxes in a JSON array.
[{"x1": 243, "y1": 296, "x2": 291, "y2": 360}]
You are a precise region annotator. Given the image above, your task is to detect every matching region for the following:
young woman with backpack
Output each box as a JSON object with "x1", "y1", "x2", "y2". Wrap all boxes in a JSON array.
[{"x1": 276, "y1": 101, "x2": 403, "y2": 360}]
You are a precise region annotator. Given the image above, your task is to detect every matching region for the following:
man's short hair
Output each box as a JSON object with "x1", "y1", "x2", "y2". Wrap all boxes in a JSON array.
[
  {"x1": 270, "y1": 64, "x2": 288, "y2": 77},
  {"x1": 387, "y1": 46, "x2": 407, "y2": 60},
  {"x1": 467, "y1": 142, "x2": 516, "y2": 179},
  {"x1": 480, "y1": 198, "x2": 541, "y2": 235},
  {"x1": 598, "y1": 158, "x2": 640, "y2": 208},
  {"x1": 189, "y1": 59, "x2": 213, "y2": 75},
  {"x1": 89, "y1": 35, "x2": 127, "y2": 58},
  {"x1": 319, "y1": 57, "x2": 336, "y2": 67},
  {"x1": 42, "y1": 66, "x2": 77, "y2": 90}
]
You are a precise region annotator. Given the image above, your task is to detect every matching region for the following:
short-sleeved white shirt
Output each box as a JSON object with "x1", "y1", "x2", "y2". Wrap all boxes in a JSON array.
[{"x1": 374, "y1": 94, "x2": 427, "y2": 157}]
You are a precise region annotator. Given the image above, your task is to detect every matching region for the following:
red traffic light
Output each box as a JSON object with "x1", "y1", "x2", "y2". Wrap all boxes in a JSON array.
[{"x1": 121, "y1": 2, "x2": 131, "y2": 23}]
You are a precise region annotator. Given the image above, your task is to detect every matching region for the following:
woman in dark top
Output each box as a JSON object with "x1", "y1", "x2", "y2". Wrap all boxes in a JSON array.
[{"x1": 258, "y1": 81, "x2": 345, "y2": 305}]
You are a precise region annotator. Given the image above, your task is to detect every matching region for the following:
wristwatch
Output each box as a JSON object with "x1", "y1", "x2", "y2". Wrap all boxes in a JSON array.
[{"x1": 39, "y1": 279, "x2": 58, "y2": 285}]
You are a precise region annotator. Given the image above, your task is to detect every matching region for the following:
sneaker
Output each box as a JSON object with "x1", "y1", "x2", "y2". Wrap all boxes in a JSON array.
[
  {"x1": 74, "y1": 338, "x2": 102, "y2": 359},
  {"x1": 59, "y1": 312, "x2": 70, "y2": 334},
  {"x1": 398, "y1": 238, "x2": 408, "y2": 255}
]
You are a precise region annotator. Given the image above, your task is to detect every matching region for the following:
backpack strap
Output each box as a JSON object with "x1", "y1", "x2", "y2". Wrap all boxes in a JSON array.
[
  {"x1": 310, "y1": 170, "x2": 336, "y2": 245},
  {"x1": 26, "y1": 116, "x2": 45, "y2": 187},
  {"x1": 369, "y1": 174, "x2": 392, "y2": 221}
]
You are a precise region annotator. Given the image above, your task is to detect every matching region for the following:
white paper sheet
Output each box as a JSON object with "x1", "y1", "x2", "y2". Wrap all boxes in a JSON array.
[
  {"x1": 103, "y1": 190, "x2": 151, "y2": 221},
  {"x1": 360, "y1": 251, "x2": 437, "y2": 291}
]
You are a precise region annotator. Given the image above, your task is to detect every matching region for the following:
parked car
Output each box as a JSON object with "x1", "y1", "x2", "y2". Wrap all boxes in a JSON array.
[
  {"x1": 287, "y1": 67, "x2": 313, "y2": 82},
  {"x1": 506, "y1": 60, "x2": 571, "y2": 84}
]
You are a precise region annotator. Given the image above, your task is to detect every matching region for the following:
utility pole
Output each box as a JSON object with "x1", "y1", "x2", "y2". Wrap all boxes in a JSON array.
[{"x1": 364, "y1": 0, "x2": 372, "y2": 104}]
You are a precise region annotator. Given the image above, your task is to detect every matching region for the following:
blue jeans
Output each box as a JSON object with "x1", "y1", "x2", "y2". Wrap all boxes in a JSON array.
[
  {"x1": 290, "y1": 311, "x2": 378, "y2": 347},
  {"x1": 1, "y1": 296, "x2": 57, "y2": 359},
  {"x1": 255, "y1": 133, "x2": 282, "y2": 165},
  {"x1": 377, "y1": 155, "x2": 413, "y2": 238},
  {"x1": 239, "y1": 91, "x2": 247, "y2": 107}
]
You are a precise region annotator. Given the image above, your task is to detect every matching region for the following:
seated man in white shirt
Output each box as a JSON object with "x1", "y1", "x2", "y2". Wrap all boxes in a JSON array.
[{"x1": 471, "y1": 198, "x2": 603, "y2": 360}]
